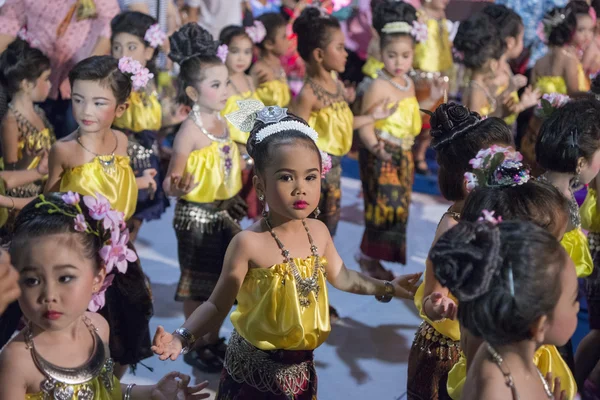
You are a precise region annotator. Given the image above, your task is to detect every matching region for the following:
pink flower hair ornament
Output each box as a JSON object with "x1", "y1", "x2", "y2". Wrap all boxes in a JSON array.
[
  {"x1": 246, "y1": 20, "x2": 267, "y2": 44},
  {"x1": 17, "y1": 27, "x2": 41, "y2": 48},
  {"x1": 144, "y1": 23, "x2": 167, "y2": 48},
  {"x1": 478, "y1": 210, "x2": 503, "y2": 225},
  {"x1": 217, "y1": 44, "x2": 229, "y2": 64},
  {"x1": 118, "y1": 56, "x2": 154, "y2": 91},
  {"x1": 320, "y1": 150, "x2": 332, "y2": 178},
  {"x1": 35, "y1": 192, "x2": 138, "y2": 312},
  {"x1": 464, "y1": 146, "x2": 529, "y2": 192}
]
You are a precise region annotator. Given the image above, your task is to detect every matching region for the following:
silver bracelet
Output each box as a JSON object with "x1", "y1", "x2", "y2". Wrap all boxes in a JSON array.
[
  {"x1": 173, "y1": 327, "x2": 197, "y2": 354},
  {"x1": 124, "y1": 383, "x2": 136, "y2": 400}
]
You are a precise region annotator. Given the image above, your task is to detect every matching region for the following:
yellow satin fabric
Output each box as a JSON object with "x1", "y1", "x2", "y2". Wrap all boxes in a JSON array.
[
  {"x1": 26, "y1": 375, "x2": 121, "y2": 400},
  {"x1": 362, "y1": 56, "x2": 384, "y2": 79},
  {"x1": 17, "y1": 126, "x2": 55, "y2": 170},
  {"x1": 0, "y1": 178, "x2": 8, "y2": 229},
  {"x1": 374, "y1": 97, "x2": 422, "y2": 139},
  {"x1": 581, "y1": 188, "x2": 600, "y2": 232},
  {"x1": 256, "y1": 79, "x2": 291, "y2": 108},
  {"x1": 414, "y1": 278, "x2": 461, "y2": 342},
  {"x1": 113, "y1": 91, "x2": 162, "y2": 132},
  {"x1": 181, "y1": 142, "x2": 242, "y2": 203},
  {"x1": 447, "y1": 345, "x2": 576, "y2": 400},
  {"x1": 309, "y1": 101, "x2": 354, "y2": 157},
  {"x1": 579, "y1": 63, "x2": 591, "y2": 92},
  {"x1": 413, "y1": 18, "x2": 453, "y2": 73},
  {"x1": 60, "y1": 156, "x2": 138, "y2": 220},
  {"x1": 503, "y1": 91, "x2": 519, "y2": 126},
  {"x1": 231, "y1": 256, "x2": 331, "y2": 351},
  {"x1": 561, "y1": 228, "x2": 594, "y2": 278},
  {"x1": 536, "y1": 64, "x2": 589, "y2": 94},
  {"x1": 221, "y1": 90, "x2": 261, "y2": 144}
]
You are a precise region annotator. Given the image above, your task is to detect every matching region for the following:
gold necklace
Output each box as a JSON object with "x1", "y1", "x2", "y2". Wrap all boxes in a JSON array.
[{"x1": 76, "y1": 129, "x2": 118, "y2": 175}]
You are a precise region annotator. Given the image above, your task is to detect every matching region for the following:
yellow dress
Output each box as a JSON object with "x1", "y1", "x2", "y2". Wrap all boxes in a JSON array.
[
  {"x1": 182, "y1": 142, "x2": 242, "y2": 204},
  {"x1": 221, "y1": 90, "x2": 261, "y2": 144},
  {"x1": 231, "y1": 256, "x2": 330, "y2": 351},
  {"x1": 308, "y1": 101, "x2": 354, "y2": 157},
  {"x1": 362, "y1": 56, "x2": 384, "y2": 79},
  {"x1": 536, "y1": 63, "x2": 590, "y2": 94},
  {"x1": 503, "y1": 91, "x2": 520, "y2": 126},
  {"x1": 113, "y1": 91, "x2": 162, "y2": 132},
  {"x1": 413, "y1": 17, "x2": 453, "y2": 73},
  {"x1": 26, "y1": 376, "x2": 122, "y2": 400},
  {"x1": 374, "y1": 97, "x2": 422, "y2": 150},
  {"x1": 413, "y1": 278, "x2": 461, "y2": 342},
  {"x1": 562, "y1": 228, "x2": 593, "y2": 278},
  {"x1": 581, "y1": 187, "x2": 600, "y2": 232},
  {"x1": 59, "y1": 156, "x2": 138, "y2": 220},
  {"x1": 447, "y1": 345, "x2": 576, "y2": 400},
  {"x1": 256, "y1": 79, "x2": 291, "y2": 108}
]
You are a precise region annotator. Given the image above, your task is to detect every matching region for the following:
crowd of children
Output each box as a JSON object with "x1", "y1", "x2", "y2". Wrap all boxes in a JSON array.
[{"x1": 1, "y1": 0, "x2": 600, "y2": 399}]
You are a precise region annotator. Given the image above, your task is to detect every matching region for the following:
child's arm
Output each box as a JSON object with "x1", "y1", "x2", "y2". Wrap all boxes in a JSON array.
[
  {"x1": 0, "y1": 339, "x2": 30, "y2": 399},
  {"x1": 464, "y1": 85, "x2": 491, "y2": 117},
  {"x1": 1, "y1": 113, "x2": 20, "y2": 167},
  {"x1": 358, "y1": 80, "x2": 391, "y2": 161},
  {"x1": 250, "y1": 62, "x2": 274, "y2": 87},
  {"x1": 290, "y1": 85, "x2": 317, "y2": 122},
  {"x1": 44, "y1": 142, "x2": 67, "y2": 193},
  {"x1": 564, "y1": 57, "x2": 581, "y2": 96},
  {"x1": 0, "y1": 195, "x2": 35, "y2": 210},
  {"x1": 162, "y1": 121, "x2": 198, "y2": 197}
]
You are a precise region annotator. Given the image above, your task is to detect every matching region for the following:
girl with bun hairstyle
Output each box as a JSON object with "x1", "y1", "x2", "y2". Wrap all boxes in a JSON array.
[
  {"x1": 532, "y1": 1, "x2": 593, "y2": 95},
  {"x1": 152, "y1": 99, "x2": 421, "y2": 399},
  {"x1": 406, "y1": 102, "x2": 514, "y2": 400},
  {"x1": 165, "y1": 23, "x2": 246, "y2": 373},
  {"x1": 430, "y1": 220, "x2": 579, "y2": 400}
]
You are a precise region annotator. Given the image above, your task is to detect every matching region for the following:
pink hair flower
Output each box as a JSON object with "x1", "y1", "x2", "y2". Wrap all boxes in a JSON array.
[
  {"x1": 144, "y1": 23, "x2": 167, "y2": 48},
  {"x1": 464, "y1": 172, "x2": 479, "y2": 192},
  {"x1": 320, "y1": 151, "x2": 332, "y2": 178},
  {"x1": 478, "y1": 209, "x2": 503, "y2": 225},
  {"x1": 246, "y1": 21, "x2": 267, "y2": 44},
  {"x1": 452, "y1": 47, "x2": 464, "y2": 61},
  {"x1": 88, "y1": 274, "x2": 115, "y2": 312},
  {"x1": 590, "y1": 7, "x2": 597, "y2": 24},
  {"x1": 217, "y1": 44, "x2": 229, "y2": 64},
  {"x1": 62, "y1": 191, "x2": 80, "y2": 206},
  {"x1": 536, "y1": 22, "x2": 548, "y2": 44},
  {"x1": 118, "y1": 57, "x2": 153, "y2": 90},
  {"x1": 73, "y1": 214, "x2": 88, "y2": 232},
  {"x1": 103, "y1": 209, "x2": 125, "y2": 232},
  {"x1": 411, "y1": 21, "x2": 428, "y2": 43},
  {"x1": 83, "y1": 193, "x2": 112, "y2": 221},
  {"x1": 130, "y1": 67, "x2": 154, "y2": 91},
  {"x1": 100, "y1": 229, "x2": 137, "y2": 274},
  {"x1": 118, "y1": 56, "x2": 141, "y2": 75},
  {"x1": 17, "y1": 27, "x2": 40, "y2": 48}
]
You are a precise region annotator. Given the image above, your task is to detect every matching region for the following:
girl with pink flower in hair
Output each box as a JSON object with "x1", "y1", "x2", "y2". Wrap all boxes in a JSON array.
[{"x1": 0, "y1": 192, "x2": 210, "y2": 399}]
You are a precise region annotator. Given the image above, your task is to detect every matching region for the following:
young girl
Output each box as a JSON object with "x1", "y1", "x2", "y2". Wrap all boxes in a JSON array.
[
  {"x1": 0, "y1": 193, "x2": 210, "y2": 399},
  {"x1": 0, "y1": 39, "x2": 54, "y2": 197},
  {"x1": 44, "y1": 55, "x2": 156, "y2": 378},
  {"x1": 249, "y1": 13, "x2": 292, "y2": 108},
  {"x1": 430, "y1": 219, "x2": 579, "y2": 399},
  {"x1": 111, "y1": 11, "x2": 170, "y2": 242},
  {"x1": 151, "y1": 99, "x2": 421, "y2": 399},
  {"x1": 165, "y1": 23, "x2": 246, "y2": 373},
  {"x1": 532, "y1": 2, "x2": 593, "y2": 95},
  {"x1": 407, "y1": 103, "x2": 514, "y2": 400}
]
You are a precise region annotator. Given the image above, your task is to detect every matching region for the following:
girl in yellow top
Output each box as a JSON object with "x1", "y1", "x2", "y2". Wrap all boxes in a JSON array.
[
  {"x1": 44, "y1": 56, "x2": 156, "y2": 378},
  {"x1": 151, "y1": 99, "x2": 421, "y2": 400},
  {"x1": 0, "y1": 193, "x2": 209, "y2": 399},
  {"x1": 407, "y1": 103, "x2": 514, "y2": 400},
  {"x1": 249, "y1": 13, "x2": 292, "y2": 108},
  {"x1": 532, "y1": 3, "x2": 593, "y2": 96},
  {"x1": 164, "y1": 24, "x2": 246, "y2": 374}
]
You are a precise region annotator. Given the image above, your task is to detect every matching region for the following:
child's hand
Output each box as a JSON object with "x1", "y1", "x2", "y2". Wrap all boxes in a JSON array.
[
  {"x1": 546, "y1": 372, "x2": 566, "y2": 400},
  {"x1": 36, "y1": 151, "x2": 49, "y2": 176},
  {"x1": 168, "y1": 173, "x2": 199, "y2": 198},
  {"x1": 152, "y1": 326, "x2": 184, "y2": 361},
  {"x1": 512, "y1": 74, "x2": 528, "y2": 90},
  {"x1": 151, "y1": 371, "x2": 210, "y2": 399},
  {"x1": 372, "y1": 141, "x2": 392, "y2": 162},
  {"x1": 216, "y1": 195, "x2": 248, "y2": 221},
  {"x1": 429, "y1": 77, "x2": 449, "y2": 102},
  {"x1": 518, "y1": 86, "x2": 541, "y2": 111},
  {"x1": 391, "y1": 272, "x2": 422, "y2": 299},
  {"x1": 142, "y1": 169, "x2": 158, "y2": 199},
  {"x1": 0, "y1": 250, "x2": 20, "y2": 316},
  {"x1": 370, "y1": 98, "x2": 398, "y2": 121},
  {"x1": 429, "y1": 292, "x2": 457, "y2": 320}
]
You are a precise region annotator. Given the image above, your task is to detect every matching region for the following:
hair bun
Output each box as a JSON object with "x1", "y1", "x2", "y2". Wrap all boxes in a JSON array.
[
  {"x1": 430, "y1": 222, "x2": 502, "y2": 301},
  {"x1": 373, "y1": 1, "x2": 417, "y2": 34},
  {"x1": 168, "y1": 23, "x2": 218, "y2": 64},
  {"x1": 293, "y1": 6, "x2": 322, "y2": 35},
  {"x1": 430, "y1": 103, "x2": 482, "y2": 150}
]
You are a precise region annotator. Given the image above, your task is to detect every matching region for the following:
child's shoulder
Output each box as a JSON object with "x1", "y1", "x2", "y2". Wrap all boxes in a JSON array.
[
  {"x1": 0, "y1": 330, "x2": 31, "y2": 368},
  {"x1": 84, "y1": 311, "x2": 110, "y2": 344},
  {"x1": 303, "y1": 218, "x2": 332, "y2": 247}
]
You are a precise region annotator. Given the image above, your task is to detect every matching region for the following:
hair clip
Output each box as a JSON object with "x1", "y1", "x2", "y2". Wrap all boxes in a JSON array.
[
  {"x1": 217, "y1": 44, "x2": 228, "y2": 64},
  {"x1": 478, "y1": 209, "x2": 503, "y2": 225},
  {"x1": 256, "y1": 106, "x2": 288, "y2": 125},
  {"x1": 320, "y1": 151, "x2": 332, "y2": 178},
  {"x1": 144, "y1": 23, "x2": 167, "y2": 48},
  {"x1": 465, "y1": 146, "x2": 530, "y2": 191},
  {"x1": 535, "y1": 93, "x2": 570, "y2": 119},
  {"x1": 118, "y1": 57, "x2": 154, "y2": 91},
  {"x1": 567, "y1": 128, "x2": 579, "y2": 148},
  {"x1": 246, "y1": 20, "x2": 267, "y2": 44},
  {"x1": 543, "y1": 10, "x2": 568, "y2": 28},
  {"x1": 507, "y1": 265, "x2": 515, "y2": 296}
]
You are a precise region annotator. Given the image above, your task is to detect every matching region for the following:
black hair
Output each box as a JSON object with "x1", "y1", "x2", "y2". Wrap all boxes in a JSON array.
[
  {"x1": 219, "y1": 25, "x2": 252, "y2": 46},
  {"x1": 462, "y1": 179, "x2": 569, "y2": 239},
  {"x1": 592, "y1": 74, "x2": 600, "y2": 94},
  {"x1": 246, "y1": 112, "x2": 322, "y2": 174},
  {"x1": 593, "y1": 0, "x2": 600, "y2": 20},
  {"x1": 111, "y1": 11, "x2": 159, "y2": 73},
  {"x1": 68, "y1": 55, "x2": 132, "y2": 105},
  {"x1": 372, "y1": 1, "x2": 418, "y2": 49},
  {"x1": 293, "y1": 7, "x2": 342, "y2": 62},
  {"x1": 543, "y1": 5, "x2": 578, "y2": 47},
  {"x1": 168, "y1": 23, "x2": 222, "y2": 107},
  {"x1": 453, "y1": 13, "x2": 505, "y2": 70},
  {"x1": 430, "y1": 103, "x2": 514, "y2": 201},
  {"x1": 536, "y1": 98, "x2": 600, "y2": 173},
  {"x1": 480, "y1": 4, "x2": 524, "y2": 42},
  {"x1": 255, "y1": 12, "x2": 287, "y2": 50},
  {"x1": 430, "y1": 221, "x2": 566, "y2": 346}
]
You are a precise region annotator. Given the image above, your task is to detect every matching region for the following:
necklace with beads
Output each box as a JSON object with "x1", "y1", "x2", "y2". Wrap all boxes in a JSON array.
[
  {"x1": 189, "y1": 109, "x2": 233, "y2": 181},
  {"x1": 377, "y1": 69, "x2": 412, "y2": 92},
  {"x1": 76, "y1": 128, "x2": 118, "y2": 175}
]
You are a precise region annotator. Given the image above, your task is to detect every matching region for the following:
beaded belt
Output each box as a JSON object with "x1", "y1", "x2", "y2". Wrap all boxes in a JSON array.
[
  {"x1": 377, "y1": 130, "x2": 415, "y2": 151},
  {"x1": 413, "y1": 321, "x2": 461, "y2": 361},
  {"x1": 173, "y1": 200, "x2": 240, "y2": 233},
  {"x1": 589, "y1": 232, "x2": 600, "y2": 253},
  {"x1": 224, "y1": 330, "x2": 314, "y2": 397}
]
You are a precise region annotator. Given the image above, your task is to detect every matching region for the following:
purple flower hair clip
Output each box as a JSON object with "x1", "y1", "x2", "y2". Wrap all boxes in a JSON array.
[
  {"x1": 464, "y1": 146, "x2": 530, "y2": 191},
  {"x1": 118, "y1": 57, "x2": 154, "y2": 91},
  {"x1": 144, "y1": 23, "x2": 167, "y2": 48},
  {"x1": 246, "y1": 21, "x2": 267, "y2": 44},
  {"x1": 478, "y1": 209, "x2": 503, "y2": 225},
  {"x1": 217, "y1": 44, "x2": 229, "y2": 64},
  {"x1": 320, "y1": 151, "x2": 332, "y2": 178}
]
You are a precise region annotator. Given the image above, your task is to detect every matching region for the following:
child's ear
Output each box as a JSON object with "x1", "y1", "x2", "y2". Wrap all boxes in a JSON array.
[
  {"x1": 505, "y1": 37, "x2": 515, "y2": 52},
  {"x1": 530, "y1": 314, "x2": 549, "y2": 344},
  {"x1": 92, "y1": 267, "x2": 107, "y2": 293},
  {"x1": 312, "y1": 47, "x2": 325, "y2": 65},
  {"x1": 253, "y1": 174, "x2": 265, "y2": 195},
  {"x1": 264, "y1": 38, "x2": 275, "y2": 52},
  {"x1": 144, "y1": 46, "x2": 155, "y2": 62},
  {"x1": 19, "y1": 78, "x2": 34, "y2": 94},
  {"x1": 115, "y1": 102, "x2": 129, "y2": 118},
  {"x1": 185, "y1": 85, "x2": 199, "y2": 104}
]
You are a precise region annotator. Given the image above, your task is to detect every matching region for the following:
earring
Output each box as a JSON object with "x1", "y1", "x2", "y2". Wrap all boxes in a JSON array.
[
  {"x1": 192, "y1": 103, "x2": 200, "y2": 113},
  {"x1": 313, "y1": 207, "x2": 321, "y2": 218},
  {"x1": 573, "y1": 165, "x2": 582, "y2": 187},
  {"x1": 258, "y1": 193, "x2": 268, "y2": 218}
]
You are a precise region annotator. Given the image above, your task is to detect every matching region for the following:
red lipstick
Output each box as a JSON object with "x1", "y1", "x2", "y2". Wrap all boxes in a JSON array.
[
  {"x1": 81, "y1": 120, "x2": 94, "y2": 126},
  {"x1": 293, "y1": 200, "x2": 308, "y2": 210},
  {"x1": 43, "y1": 311, "x2": 63, "y2": 320}
]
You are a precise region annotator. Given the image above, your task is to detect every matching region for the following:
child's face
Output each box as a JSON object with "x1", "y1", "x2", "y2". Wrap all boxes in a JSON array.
[
  {"x1": 17, "y1": 234, "x2": 105, "y2": 332},
  {"x1": 258, "y1": 141, "x2": 322, "y2": 220},
  {"x1": 574, "y1": 14, "x2": 595, "y2": 48},
  {"x1": 71, "y1": 79, "x2": 126, "y2": 133},
  {"x1": 111, "y1": 32, "x2": 154, "y2": 67},
  {"x1": 190, "y1": 64, "x2": 230, "y2": 112},
  {"x1": 579, "y1": 148, "x2": 600, "y2": 185},
  {"x1": 428, "y1": 0, "x2": 450, "y2": 10},
  {"x1": 381, "y1": 36, "x2": 414, "y2": 77},
  {"x1": 226, "y1": 35, "x2": 254, "y2": 74},
  {"x1": 322, "y1": 28, "x2": 348, "y2": 74},
  {"x1": 506, "y1": 27, "x2": 525, "y2": 61},
  {"x1": 268, "y1": 25, "x2": 289, "y2": 57},
  {"x1": 30, "y1": 69, "x2": 52, "y2": 103}
]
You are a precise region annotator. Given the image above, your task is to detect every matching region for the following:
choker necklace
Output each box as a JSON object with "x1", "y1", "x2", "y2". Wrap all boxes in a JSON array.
[
  {"x1": 264, "y1": 218, "x2": 323, "y2": 307},
  {"x1": 305, "y1": 77, "x2": 344, "y2": 108},
  {"x1": 76, "y1": 129, "x2": 118, "y2": 175},
  {"x1": 377, "y1": 69, "x2": 412, "y2": 92}
]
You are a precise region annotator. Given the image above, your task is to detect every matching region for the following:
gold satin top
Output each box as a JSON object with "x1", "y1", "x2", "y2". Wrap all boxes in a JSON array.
[
  {"x1": 561, "y1": 227, "x2": 593, "y2": 278},
  {"x1": 362, "y1": 56, "x2": 384, "y2": 79},
  {"x1": 182, "y1": 142, "x2": 242, "y2": 203},
  {"x1": 414, "y1": 277, "x2": 460, "y2": 341},
  {"x1": 10, "y1": 105, "x2": 56, "y2": 170},
  {"x1": 503, "y1": 91, "x2": 519, "y2": 126},
  {"x1": 113, "y1": 91, "x2": 162, "y2": 133},
  {"x1": 26, "y1": 375, "x2": 122, "y2": 400},
  {"x1": 413, "y1": 17, "x2": 453, "y2": 73},
  {"x1": 309, "y1": 101, "x2": 354, "y2": 157},
  {"x1": 230, "y1": 256, "x2": 331, "y2": 351},
  {"x1": 221, "y1": 90, "x2": 261, "y2": 144},
  {"x1": 59, "y1": 156, "x2": 138, "y2": 220},
  {"x1": 535, "y1": 63, "x2": 590, "y2": 94},
  {"x1": 256, "y1": 79, "x2": 291, "y2": 108},
  {"x1": 374, "y1": 97, "x2": 422, "y2": 149},
  {"x1": 581, "y1": 187, "x2": 600, "y2": 232}
]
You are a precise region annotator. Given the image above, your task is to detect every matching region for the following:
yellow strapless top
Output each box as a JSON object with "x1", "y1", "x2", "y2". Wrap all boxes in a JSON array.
[
  {"x1": 309, "y1": 101, "x2": 354, "y2": 157},
  {"x1": 413, "y1": 18, "x2": 453, "y2": 73},
  {"x1": 113, "y1": 91, "x2": 162, "y2": 132},
  {"x1": 0, "y1": 178, "x2": 7, "y2": 228},
  {"x1": 561, "y1": 228, "x2": 593, "y2": 278},
  {"x1": 503, "y1": 91, "x2": 520, "y2": 125},
  {"x1": 536, "y1": 63, "x2": 590, "y2": 94},
  {"x1": 26, "y1": 375, "x2": 121, "y2": 400},
  {"x1": 231, "y1": 256, "x2": 330, "y2": 351},
  {"x1": 256, "y1": 79, "x2": 291, "y2": 108},
  {"x1": 221, "y1": 90, "x2": 261, "y2": 144},
  {"x1": 581, "y1": 188, "x2": 600, "y2": 232},
  {"x1": 414, "y1": 277, "x2": 460, "y2": 341},
  {"x1": 374, "y1": 97, "x2": 422, "y2": 149},
  {"x1": 59, "y1": 156, "x2": 138, "y2": 220},
  {"x1": 362, "y1": 56, "x2": 384, "y2": 79},
  {"x1": 181, "y1": 142, "x2": 242, "y2": 203},
  {"x1": 447, "y1": 345, "x2": 576, "y2": 400}
]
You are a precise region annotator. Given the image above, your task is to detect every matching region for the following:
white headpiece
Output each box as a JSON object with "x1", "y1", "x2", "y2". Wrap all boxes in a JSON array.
[{"x1": 381, "y1": 21, "x2": 428, "y2": 43}]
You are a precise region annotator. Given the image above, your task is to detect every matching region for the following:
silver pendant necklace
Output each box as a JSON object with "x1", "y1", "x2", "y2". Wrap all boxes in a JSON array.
[
  {"x1": 377, "y1": 69, "x2": 412, "y2": 92},
  {"x1": 76, "y1": 128, "x2": 118, "y2": 175}
]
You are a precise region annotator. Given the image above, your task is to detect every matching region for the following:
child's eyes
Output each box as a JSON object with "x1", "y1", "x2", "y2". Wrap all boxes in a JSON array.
[
  {"x1": 74, "y1": 99, "x2": 82, "y2": 104},
  {"x1": 95, "y1": 102, "x2": 106, "y2": 107},
  {"x1": 306, "y1": 174, "x2": 318, "y2": 181},
  {"x1": 128, "y1": 45, "x2": 137, "y2": 51},
  {"x1": 279, "y1": 175, "x2": 293, "y2": 182},
  {"x1": 59, "y1": 275, "x2": 75, "y2": 284},
  {"x1": 22, "y1": 277, "x2": 40, "y2": 286},
  {"x1": 212, "y1": 83, "x2": 220, "y2": 88}
]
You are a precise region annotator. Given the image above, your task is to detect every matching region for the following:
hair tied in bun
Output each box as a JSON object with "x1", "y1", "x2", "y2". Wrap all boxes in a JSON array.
[{"x1": 430, "y1": 103, "x2": 482, "y2": 150}]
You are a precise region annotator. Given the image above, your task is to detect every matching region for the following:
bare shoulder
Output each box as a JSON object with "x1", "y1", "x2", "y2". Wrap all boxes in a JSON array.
[
  {"x1": 85, "y1": 311, "x2": 110, "y2": 344},
  {"x1": 303, "y1": 218, "x2": 332, "y2": 248},
  {"x1": 0, "y1": 331, "x2": 32, "y2": 372},
  {"x1": 113, "y1": 129, "x2": 129, "y2": 153}
]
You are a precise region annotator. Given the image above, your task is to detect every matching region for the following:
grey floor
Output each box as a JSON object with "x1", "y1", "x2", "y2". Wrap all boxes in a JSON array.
[{"x1": 122, "y1": 177, "x2": 450, "y2": 399}]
